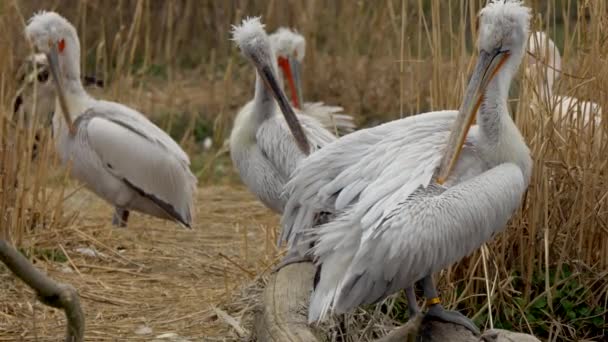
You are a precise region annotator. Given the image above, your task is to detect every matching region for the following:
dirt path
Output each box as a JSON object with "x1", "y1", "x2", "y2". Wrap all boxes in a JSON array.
[{"x1": 0, "y1": 185, "x2": 279, "y2": 341}]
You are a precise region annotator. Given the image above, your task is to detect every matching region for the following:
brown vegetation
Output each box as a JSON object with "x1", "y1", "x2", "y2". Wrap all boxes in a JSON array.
[{"x1": 0, "y1": 0, "x2": 606, "y2": 340}]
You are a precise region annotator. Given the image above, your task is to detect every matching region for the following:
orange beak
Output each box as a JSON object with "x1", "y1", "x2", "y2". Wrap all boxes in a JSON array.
[
  {"x1": 436, "y1": 50, "x2": 510, "y2": 184},
  {"x1": 278, "y1": 56, "x2": 301, "y2": 109}
]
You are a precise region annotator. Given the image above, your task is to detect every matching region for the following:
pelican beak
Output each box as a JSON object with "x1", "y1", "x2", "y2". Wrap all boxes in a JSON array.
[
  {"x1": 254, "y1": 57, "x2": 310, "y2": 155},
  {"x1": 46, "y1": 43, "x2": 75, "y2": 135},
  {"x1": 436, "y1": 48, "x2": 510, "y2": 184},
  {"x1": 277, "y1": 56, "x2": 301, "y2": 109},
  {"x1": 289, "y1": 56, "x2": 304, "y2": 108}
]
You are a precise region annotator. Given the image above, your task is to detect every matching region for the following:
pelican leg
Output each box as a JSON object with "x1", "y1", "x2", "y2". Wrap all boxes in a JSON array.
[
  {"x1": 405, "y1": 286, "x2": 420, "y2": 318},
  {"x1": 112, "y1": 208, "x2": 129, "y2": 228},
  {"x1": 421, "y1": 275, "x2": 480, "y2": 335}
]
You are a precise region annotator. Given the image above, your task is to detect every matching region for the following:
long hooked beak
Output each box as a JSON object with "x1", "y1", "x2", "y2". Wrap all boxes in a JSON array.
[
  {"x1": 46, "y1": 43, "x2": 76, "y2": 135},
  {"x1": 277, "y1": 56, "x2": 301, "y2": 109},
  {"x1": 255, "y1": 57, "x2": 310, "y2": 155},
  {"x1": 436, "y1": 48, "x2": 510, "y2": 184}
]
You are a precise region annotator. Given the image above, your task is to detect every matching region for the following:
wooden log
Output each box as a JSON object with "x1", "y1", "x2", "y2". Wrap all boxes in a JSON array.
[
  {"x1": 376, "y1": 318, "x2": 542, "y2": 342},
  {"x1": 0, "y1": 239, "x2": 85, "y2": 342},
  {"x1": 255, "y1": 261, "x2": 540, "y2": 342},
  {"x1": 254, "y1": 262, "x2": 325, "y2": 342}
]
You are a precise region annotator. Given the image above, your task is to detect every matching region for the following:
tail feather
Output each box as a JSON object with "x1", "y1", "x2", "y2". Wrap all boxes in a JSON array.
[
  {"x1": 301, "y1": 102, "x2": 356, "y2": 136},
  {"x1": 308, "y1": 210, "x2": 360, "y2": 322}
]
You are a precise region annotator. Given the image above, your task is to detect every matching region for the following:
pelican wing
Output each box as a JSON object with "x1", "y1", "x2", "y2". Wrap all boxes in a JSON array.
[
  {"x1": 309, "y1": 163, "x2": 526, "y2": 321},
  {"x1": 300, "y1": 102, "x2": 356, "y2": 136},
  {"x1": 95, "y1": 100, "x2": 191, "y2": 164},
  {"x1": 78, "y1": 104, "x2": 197, "y2": 226},
  {"x1": 257, "y1": 113, "x2": 336, "y2": 180},
  {"x1": 281, "y1": 110, "x2": 458, "y2": 248}
]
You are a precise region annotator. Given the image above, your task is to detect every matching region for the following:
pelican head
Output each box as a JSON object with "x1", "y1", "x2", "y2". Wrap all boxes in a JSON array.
[
  {"x1": 232, "y1": 17, "x2": 310, "y2": 155},
  {"x1": 438, "y1": 0, "x2": 530, "y2": 183},
  {"x1": 269, "y1": 28, "x2": 306, "y2": 108},
  {"x1": 17, "y1": 53, "x2": 51, "y2": 87},
  {"x1": 26, "y1": 11, "x2": 80, "y2": 133},
  {"x1": 14, "y1": 53, "x2": 53, "y2": 125},
  {"x1": 525, "y1": 31, "x2": 561, "y2": 90}
]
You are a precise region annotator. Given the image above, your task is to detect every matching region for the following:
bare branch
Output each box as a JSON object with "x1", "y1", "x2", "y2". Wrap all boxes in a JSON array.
[{"x1": 0, "y1": 240, "x2": 85, "y2": 342}]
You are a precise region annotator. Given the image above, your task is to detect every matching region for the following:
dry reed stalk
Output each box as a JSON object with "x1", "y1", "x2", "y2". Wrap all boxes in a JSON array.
[{"x1": 0, "y1": 0, "x2": 606, "y2": 340}]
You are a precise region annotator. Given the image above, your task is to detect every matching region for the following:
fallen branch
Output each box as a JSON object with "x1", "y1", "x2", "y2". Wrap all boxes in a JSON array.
[{"x1": 0, "y1": 240, "x2": 85, "y2": 342}]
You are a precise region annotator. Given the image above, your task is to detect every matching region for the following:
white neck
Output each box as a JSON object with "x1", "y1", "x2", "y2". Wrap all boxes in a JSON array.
[
  {"x1": 477, "y1": 58, "x2": 532, "y2": 184},
  {"x1": 53, "y1": 43, "x2": 93, "y2": 138},
  {"x1": 250, "y1": 53, "x2": 281, "y2": 128}
]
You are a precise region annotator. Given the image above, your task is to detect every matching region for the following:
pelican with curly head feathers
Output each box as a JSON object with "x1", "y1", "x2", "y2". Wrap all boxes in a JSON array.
[
  {"x1": 25, "y1": 11, "x2": 197, "y2": 228},
  {"x1": 269, "y1": 28, "x2": 356, "y2": 135},
  {"x1": 229, "y1": 18, "x2": 338, "y2": 215},
  {"x1": 281, "y1": 0, "x2": 532, "y2": 333}
]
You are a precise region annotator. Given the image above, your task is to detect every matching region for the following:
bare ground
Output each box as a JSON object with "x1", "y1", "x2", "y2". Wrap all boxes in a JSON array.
[{"x1": 0, "y1": 184, "x2": 280, "y2": 341}]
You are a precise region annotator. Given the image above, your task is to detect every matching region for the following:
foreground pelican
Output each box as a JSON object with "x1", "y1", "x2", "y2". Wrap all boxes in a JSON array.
[
  {"x1": 269, "y1": 28, "x2": 355, "y2": 136},
  {"x1": 13, "y1": 53, "x2": 103, "y2": 159},
  {"x1": 230, "y1": 17, "x2": 336, "y2": 215},
  {"x1": 282, "y1": 0, "x2": 532, "y2": 333},
  {"x1": 526, "y1": 32, "x2": 602, "y2": 129},
  {"x1": 25, "y1": 11, "x2": 196, "y2": 228}
]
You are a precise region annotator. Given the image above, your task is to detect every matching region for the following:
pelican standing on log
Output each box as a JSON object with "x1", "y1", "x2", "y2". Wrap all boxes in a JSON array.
[
  {"x1": 25, "y1": 11, "x2": 197, "y2": 228},
  {"x1": 282, "y1": 0, "x2": 532, "y2": 333},
  {"x1": 269, "y1": 28, "x2": 356, "y2": 136},
  {"x1": 229, "y1": 17, "x2": 338, "y2": 215}
]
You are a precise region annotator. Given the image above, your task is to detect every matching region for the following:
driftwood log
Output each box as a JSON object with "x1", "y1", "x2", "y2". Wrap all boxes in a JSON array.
[
  {"x1": 254, "y1": 262, "x2": 540, "y2": 342},
  {"x1": 254, "y1": 262, "x2": 325, "y2": 341},
  {"x1": 0, "y1": 239, "x2": 85, "y2": 342}
]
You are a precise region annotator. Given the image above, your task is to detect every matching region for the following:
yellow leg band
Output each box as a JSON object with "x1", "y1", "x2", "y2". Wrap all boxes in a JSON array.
[{"x1": 426, "y1": 297, "x2": 441, "y2": 306}]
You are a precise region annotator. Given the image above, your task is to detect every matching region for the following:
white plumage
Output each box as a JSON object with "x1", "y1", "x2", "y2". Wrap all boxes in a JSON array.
[
  {"x1": 229, "y1": 17, "x2": 336, "y2": 215},
  {"x1": 26, "y1": 11, "x2": 196, "y2": 227},
  {"x1": 269, "y1": 27, "x2": 356, "y2": 135},
  {"x1": 281, "y1": 0, "x2": 533, "y2": 329},
  {"x1": 13, "y1": 53, "x2": 104, "y2": 159},
  {"x1": 13, "y1": 54, "x2": 55, "y2": 131},
  {"x1": 526, "y1": 31, "x2": 602, "y2": 132}
]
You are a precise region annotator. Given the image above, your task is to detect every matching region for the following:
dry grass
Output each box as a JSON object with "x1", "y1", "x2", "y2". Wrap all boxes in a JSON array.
[
  {"x1": 0, "y1": 0, "x2": 607, "y2": 341},
  {"x1": 0, "y1": 186, "x2": 281, "y2": 341}
]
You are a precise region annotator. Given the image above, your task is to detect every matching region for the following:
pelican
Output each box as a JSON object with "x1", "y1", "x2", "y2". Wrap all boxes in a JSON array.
[
  {"x1": 282, "y1": 0, "x2": 532, "y2": 333},
  {"x1": 526, "y1": 32, "x2": 602, "y2": 131},
  {"x1": 269, "y1": 28, "x2": 356, "y2": 136},
  {"x1": 13, "y1": 54, "x2": 55, "y2": 131},
  {"x1": 13, "y1": 53, "x2": 103, "y2": 159},
  {"x1": 229, "y1": 17, "x2": 338, "y2": 216},
  {"x1": 25, "y1": 11, "x2": 196, "y2": 228}
]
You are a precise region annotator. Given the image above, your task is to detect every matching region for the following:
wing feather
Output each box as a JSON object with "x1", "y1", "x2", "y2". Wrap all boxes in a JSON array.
[
  {"x1": 81, "y1": 105, "x2": 196, "y2": 226},
  {"x1": 309, "y1": 163, "x2": 526, "y2": 321},
  {"x1": 281, "y1": 110, "x2": 458, "y2": 248},
  {"x1": 257, "y1": 113, "x2": 336, "y2": 180},
  {"x1": 300, "y1": 102, "x2": 356, "y2": 136},
  {"x1": 94, "y1": 100, "x2": 191, "y2": 164}
]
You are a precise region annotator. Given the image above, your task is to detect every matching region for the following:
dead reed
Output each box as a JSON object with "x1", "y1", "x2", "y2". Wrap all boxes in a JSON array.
[{"x1": 0, "y1": 0, "x2": 606, "y2": 340}]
